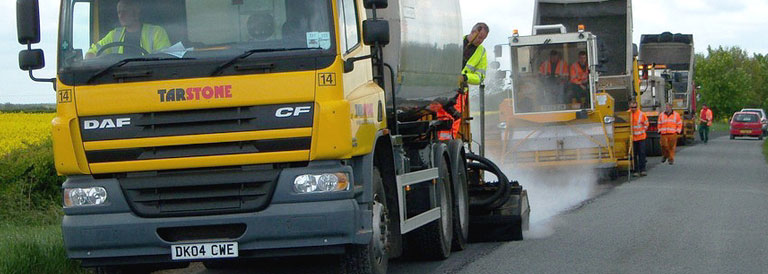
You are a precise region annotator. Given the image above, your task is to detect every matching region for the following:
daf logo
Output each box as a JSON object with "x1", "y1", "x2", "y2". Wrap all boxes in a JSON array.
[
  {"x1": 83, "y1": 118, "x2": 131, "y2": 130},
  {"x1": 275, "y1": 106, "x2": 312, "y2": 118}
]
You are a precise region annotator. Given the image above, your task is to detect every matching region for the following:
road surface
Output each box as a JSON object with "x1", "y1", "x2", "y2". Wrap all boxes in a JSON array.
[{"x1": 163, "y1": 134, "x2": 768, "y2": 273}]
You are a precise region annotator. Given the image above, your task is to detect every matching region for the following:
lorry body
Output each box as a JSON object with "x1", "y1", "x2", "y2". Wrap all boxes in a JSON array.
[
  {"x1": 636, "y1": 69, "x2": 666, "y2": 156},
  {"x1": 497, "y1": 0, "x2": 635, "y2": 173},
  {"x1": 639, "y1": 32, "x2": 696, "y2": 146},
  {"x1": 16, "y1": 0, "x2": 528, "y2": 272}
]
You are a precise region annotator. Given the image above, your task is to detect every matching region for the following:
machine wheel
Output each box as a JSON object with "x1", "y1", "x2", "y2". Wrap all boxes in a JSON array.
[
  {"x1": 449, "y1": 147, "x2": 469, "y2": 251},
  {"x1": 405, "y1": 155, "x2": 453, "y2": 260},
  {"x1": 678, "y1": 135, "x2": 687, "y2": 146},
  {"x1": 759, "y1": 135, "x2": 764, "y2": 141},
  {"x1": 343, "y1": 168, "x2": 389, "y2": 274},
  {"x1": 730, "y1": 135, "x2": 735, "y2": 140},
  {"x1": 645, "y1": 137, "x2": 661, "y2": 157}
]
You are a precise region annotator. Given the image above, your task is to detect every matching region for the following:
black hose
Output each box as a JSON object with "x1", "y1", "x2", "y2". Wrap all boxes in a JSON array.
[{"x1": 467, "y1": 152, "x2": 515, "y2": 210}]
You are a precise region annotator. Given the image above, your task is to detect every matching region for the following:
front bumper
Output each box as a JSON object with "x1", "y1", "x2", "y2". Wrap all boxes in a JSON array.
[{"x1": 61, "y1": 162, "x2": 370, "y2": 267}]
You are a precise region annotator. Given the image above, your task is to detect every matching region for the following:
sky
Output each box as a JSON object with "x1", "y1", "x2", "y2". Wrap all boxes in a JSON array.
[{"x1": 2, "y1": 0, "x2": 767, "y2": 104}]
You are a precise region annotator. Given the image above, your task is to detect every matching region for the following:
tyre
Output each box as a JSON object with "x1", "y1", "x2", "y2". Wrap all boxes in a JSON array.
[
  {"x1": 343, "y1": 168, "x2": 389, "y2": 274},
  {"x1": 730, "y1": 135, "x2": 735, "y2": 140},
  {"x1": 646, "y1": 137, "x2": 661, "y2": 156},
  {"x1": 449, "y1": 147, "x2": 469, "y2": 251},
  {"x1": 404, "y1": 155, "x2": 453, "y2": 260},
  {"x1": 759, "y1": 135, "x2": 764, "y2": 141}
]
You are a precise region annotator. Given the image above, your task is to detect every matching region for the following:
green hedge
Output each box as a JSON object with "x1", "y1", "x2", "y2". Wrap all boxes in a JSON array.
[{"x1": 0, "y1": 138, "x2": 65, "y2": 226}]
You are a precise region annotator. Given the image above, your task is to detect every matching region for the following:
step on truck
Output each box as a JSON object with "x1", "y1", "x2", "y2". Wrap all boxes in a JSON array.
[
  {"x1": 639, "y1": 32, "x2": 696, "y2": 146},
  {"x1": 497, "y1": 0, "x2": 636, "y2": 177},
  {"x1": 16, "y1": 0, "x2": 529, "y2": 273}
]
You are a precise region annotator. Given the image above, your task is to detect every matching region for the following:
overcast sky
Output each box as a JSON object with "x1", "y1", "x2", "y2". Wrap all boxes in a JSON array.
[{"x1": 2, "y1": 0, "x2": 767, "y2": 104}]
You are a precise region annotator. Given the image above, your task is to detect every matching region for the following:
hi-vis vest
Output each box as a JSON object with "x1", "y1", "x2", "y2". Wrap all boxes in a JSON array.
[
  {"x1": 539, "y1": 60, "x2": 568, "y2": 77},
  {"x1": 462, "y1": 38, "x2": 487, "y2": 85},
  {"x1": 659, "y1": 111, "x2": 683, "y2": 134},
  {"x1": 570, "y1": 63, "x2": 588, "y2": 85},
  {"x1": 631, "y1": 110, "x2": 649, "y2": 141},
  {"x1": 700, "y1": 108, "x2": 713, "y2": 126},
  {"x1": 87, "y1": 24, "x2": 171, "y2": 55}
]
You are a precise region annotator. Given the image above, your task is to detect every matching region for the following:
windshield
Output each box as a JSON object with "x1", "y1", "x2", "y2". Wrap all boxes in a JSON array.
[
  {"x1": 58, "y1": 0, "x2": 335, "y2": 85},
  {"x1": 509, "y1": 42, "x2": 592, "y2": 114},
  {"x1": 734, "y1": 113, "x2": 759, "y2": 123}
]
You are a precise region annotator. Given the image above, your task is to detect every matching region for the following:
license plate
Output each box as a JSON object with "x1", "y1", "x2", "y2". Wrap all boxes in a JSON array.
[
  {"x1": 741, "y1": 130, "x2": 752, "y2": 134},
  {"x1": 171, "y1": 242, "x2": 238, "y2": 260}
]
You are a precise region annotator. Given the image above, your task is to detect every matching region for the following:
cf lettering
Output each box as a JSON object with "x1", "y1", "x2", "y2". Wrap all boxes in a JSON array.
[{"x1": 275, "y1": 106, "x2": 312, "y2": 118}]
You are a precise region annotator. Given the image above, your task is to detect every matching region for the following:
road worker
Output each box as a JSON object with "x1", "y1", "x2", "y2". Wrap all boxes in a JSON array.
[
  {"x1": 699, "y1": 103, "x2": 714, "y2": 144},
  {"x1": 437, "y1": 22, "x2": 489, "y2": 140},
  {"x1": 539, "y1": 50, "x2": 569, "y2": 78},
  {"x1": 630, "y1": 101, "x2": 649, "y2": 176},
  {"x1": 569, "y1": 51, "x2": 589, "y2": 105},
  {"x1": 539, "y1": 50, "x2": 569, "y2": 104},
  {"x1": 659, "y1": 103, "x2": 683, "y2": 165},
  {"x1": 85, "y1": 0, "x2": 170, "y2": 58}
]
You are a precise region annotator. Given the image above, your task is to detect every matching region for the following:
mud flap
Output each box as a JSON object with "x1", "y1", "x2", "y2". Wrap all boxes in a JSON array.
[{"x1": 468, "y1": 187, "x2": 530, "y2": 242}]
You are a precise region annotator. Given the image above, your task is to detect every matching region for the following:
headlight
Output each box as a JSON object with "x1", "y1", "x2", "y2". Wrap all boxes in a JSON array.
[
  {"x1": 498, "y1": 122, "x2": 507, "y2": 129},
  {"x1": 294, "y1": 173, "x2": 349, "y2": 194},
  {"x1": 64, "y1": 187, "x2": 107, "y2": 207},
  {"x1": 603, "y1": 116, "x2": 615, "y2": 124}
]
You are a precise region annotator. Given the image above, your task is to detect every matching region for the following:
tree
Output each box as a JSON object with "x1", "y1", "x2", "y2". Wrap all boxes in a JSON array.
[{"x1": 694, "y1": 46, "x2": 760, "y2": 119}]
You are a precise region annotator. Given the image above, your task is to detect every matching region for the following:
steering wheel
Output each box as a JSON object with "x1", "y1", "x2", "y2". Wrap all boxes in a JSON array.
[{"x1": 96, "y1": 42, "x2": 149, "y2": 56}]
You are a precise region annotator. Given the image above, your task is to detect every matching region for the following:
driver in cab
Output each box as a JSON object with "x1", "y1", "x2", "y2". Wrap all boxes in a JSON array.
[{"x1": 85, "y1": 0, "x2": 170, "y2": 58}]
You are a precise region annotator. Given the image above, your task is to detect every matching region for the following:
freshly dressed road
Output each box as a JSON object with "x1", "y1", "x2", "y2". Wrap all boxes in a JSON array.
[{"x1": 166, "y1": 134, "x2": 768, "y2": 273}]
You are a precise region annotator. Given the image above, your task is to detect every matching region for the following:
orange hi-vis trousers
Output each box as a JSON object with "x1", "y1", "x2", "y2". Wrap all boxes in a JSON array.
[{"x1": 661, "y1": 133, "x2": 678, "y2": 161}]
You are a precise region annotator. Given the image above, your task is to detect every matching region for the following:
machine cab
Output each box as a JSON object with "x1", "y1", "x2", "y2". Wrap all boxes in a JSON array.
[{"x1": 506, "y1": 25, "x2": 599, "y2": 115}]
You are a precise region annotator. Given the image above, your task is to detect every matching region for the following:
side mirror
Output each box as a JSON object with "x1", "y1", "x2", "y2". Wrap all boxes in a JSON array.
[
  {"x1": 494, "y1": 45, "x2": 502, "y2": 58},
  {"x1": 363, "y1": 19, "x2": 390, "y2": 46},
  {"x1": 632, "y1": 43, "x2": 638, "y2": 57},
  {"x1": 363, "y1": 0, "x2": 388, "y2": 9},
  {"x1": 19, "y1": 49, "x2": 45, "y2": 70},
  {"x1": 17, "y1": 0, "x2": 41, "y2": 45}
]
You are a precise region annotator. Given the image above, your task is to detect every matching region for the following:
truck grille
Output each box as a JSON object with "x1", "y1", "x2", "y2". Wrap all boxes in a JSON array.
[
  {"x1": 80, "y1": 103, "x2": 314, "y2": 142},
  {"x1": 118, "y1": 165, "x2": 281, "y2": 217}
]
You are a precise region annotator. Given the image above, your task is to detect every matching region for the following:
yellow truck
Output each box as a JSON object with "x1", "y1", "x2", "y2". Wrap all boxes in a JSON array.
[
  {"x1": 497, "y1": 0, "x2": 635, "y2": 176},
  {"x1": 16, "y1": 0, "x2": 528, "y2": 273}
]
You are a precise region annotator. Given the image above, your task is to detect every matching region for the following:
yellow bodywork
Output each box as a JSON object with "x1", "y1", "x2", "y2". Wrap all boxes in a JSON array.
[{"x1": 51, "y1": 1, "x2": 386, "y2": 176}]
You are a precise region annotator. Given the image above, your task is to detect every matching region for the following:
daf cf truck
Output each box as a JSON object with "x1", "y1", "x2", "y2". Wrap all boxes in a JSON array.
[{"x1": 16, "y1": 0, "x2": 529, "y2": 273}]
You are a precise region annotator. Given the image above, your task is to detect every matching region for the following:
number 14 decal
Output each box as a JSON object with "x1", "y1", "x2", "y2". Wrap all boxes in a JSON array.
[
  {"x1": 319, "y1": 73, "x2": 336, "y2": 86},
  {"x1": 58, "y1": 89, "x2": 73, "y2": 103}
]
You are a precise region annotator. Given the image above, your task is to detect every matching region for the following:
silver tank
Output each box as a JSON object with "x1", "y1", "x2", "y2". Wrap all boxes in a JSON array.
[{"x1": 377, "y1": 0, "x2": 463, "y2": 109}]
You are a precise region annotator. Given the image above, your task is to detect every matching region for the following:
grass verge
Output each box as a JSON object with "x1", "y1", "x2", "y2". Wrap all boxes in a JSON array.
[
  {"x1": 0, "y1": 225, "x2": 83, "y2": 274},
  {"x1": 0, "y1": 139, "x2": 81, "y2": 273},
  {"x1": 763, "y1": 138, "x2": 768, "y2": 163}
]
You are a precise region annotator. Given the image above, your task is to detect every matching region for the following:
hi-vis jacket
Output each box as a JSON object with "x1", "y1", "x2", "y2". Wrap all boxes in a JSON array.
[
  {"x1": 87, "y1": 24, "x2": 171, "y2": 56},
  {"x1": 659, "y1": 111, "x2": 683, "y2": 134},
  {"x1": 570, "y1": 63, "x2": 589, "y2": 85},
  {"x1": 539, "y1": 60, "x2": 569, "y2": 77},
  {"x1": 700, "y1": 108, "x2": 713, "y2": 126},
  {"x1": 631, "y1": 110, "x2": 649, "y2": 141},
  {"x1": 462, "y1": 38, "x2": 487, "y2": 85}
]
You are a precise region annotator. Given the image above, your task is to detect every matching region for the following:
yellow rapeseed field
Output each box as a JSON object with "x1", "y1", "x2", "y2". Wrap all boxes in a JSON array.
[{"x1": 0, "y1": 112, "x2": 55, "y2": 156}]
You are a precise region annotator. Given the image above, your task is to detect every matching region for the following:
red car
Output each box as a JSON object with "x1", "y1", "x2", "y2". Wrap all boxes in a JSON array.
[{"x1": 730, "y1": 112, "x2": 764, "y2": 140}]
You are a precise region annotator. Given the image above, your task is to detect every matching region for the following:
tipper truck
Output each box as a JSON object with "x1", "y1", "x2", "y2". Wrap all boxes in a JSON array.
[
  {"x1": 15, "y1": 0, "x2": 529, "y2": 273},
  {"x1": 639, "y1": 32, "x2": 696, "y2": 146},
  {"x1": 497, "y1": 0, "x2": 636, "y2": 175}
]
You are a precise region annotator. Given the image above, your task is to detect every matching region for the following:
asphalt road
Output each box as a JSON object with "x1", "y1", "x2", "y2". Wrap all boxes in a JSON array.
[{"x1": 164, "y1": 133, "x2": 768, "y2": 273}]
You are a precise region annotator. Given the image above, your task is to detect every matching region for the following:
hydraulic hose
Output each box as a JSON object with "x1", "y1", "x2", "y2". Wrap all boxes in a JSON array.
[{"x1": 467, "y1": 152, "x2": 517, "y2": 210}]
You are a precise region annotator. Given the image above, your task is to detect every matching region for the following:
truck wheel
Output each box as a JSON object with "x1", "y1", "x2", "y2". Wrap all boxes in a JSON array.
[
  {"x1": 343, "y1": 168, "x2": 389, "y2": 274},
  {"x1": 448, "y1": 142, "x2": 469, "y2": 251},
  {"x1": 405, "y1": 155, "x2": 453, "y2": 260}
]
